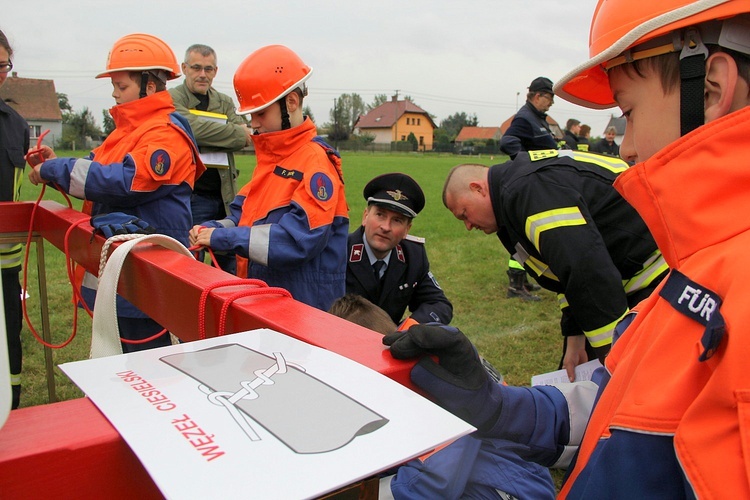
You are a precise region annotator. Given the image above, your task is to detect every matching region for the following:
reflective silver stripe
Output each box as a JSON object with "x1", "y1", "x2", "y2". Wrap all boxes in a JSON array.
[
  {"x1": 623, "y1": 251, "x2": 669, "y2": 294},
  {"x1": 0, "y1": 245, "x2": 23, "y2": 268},
  {"x1": 583, "y1": 311, "x2": 627, "y2": 348},
  {"x1": 525, "y1": 207, "x2": 586, "y2": 251},
  {"x1": 248, "y1": 224, "x2": 271, "y2": 267},
  {"x1": 558, "y1": 150, "x2": 630, "y2": 174},
  {"x1": 217, "y1": 218, "x2": 237, "y2": 228},
  {"x1": 82, "y1": 271, "x2": 99, "y2": 290},
  {"x1": 557, "y1": 293, "x2": 568, "y2": 310},
  {"x1": 69, "y1": 158, "x2": 93, "y2": 199},
  {"x1": 514, "y1": 243, "x2": 559, "y2": 281},
  {"x1": 10, "y1": 374, "x2": 20, "y2": 385}
]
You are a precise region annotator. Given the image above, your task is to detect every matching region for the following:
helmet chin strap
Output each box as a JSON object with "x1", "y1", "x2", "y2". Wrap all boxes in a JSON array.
[
  {"x1": 139, "y1": 71, "x2": 150, "y2": 99},
  {"x1": 279, "y1": 96, "x2": 291, "y2": 130},
  {"x1": 679, "y1": 28, "x2": 709, "y2": 136}
]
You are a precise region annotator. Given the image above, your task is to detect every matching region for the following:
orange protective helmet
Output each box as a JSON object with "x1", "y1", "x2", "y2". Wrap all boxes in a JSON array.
[
  {"x1": 555, "y1": 0, "x2": 750, "y2": 109},
  {"x1": 96, "y1": 33, "x2": 180, "y2": 80},
  {"x1": 233, "y1": 45, "x2": 313, "y2": 116}
]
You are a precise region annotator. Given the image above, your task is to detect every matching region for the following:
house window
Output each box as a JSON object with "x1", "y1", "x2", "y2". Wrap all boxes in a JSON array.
[
  {"x1": 29, "y1": 124, "x2": 42, "y2": 138},
  {"x1": 419, "y1": 136, "x2": 424, "y2": 145},
  {"x1": 401, "y1": 135, "x2": 406, "y2": 141},
  {"x1": 417, "y1": 118, "x2": 421, "y2": 125}
]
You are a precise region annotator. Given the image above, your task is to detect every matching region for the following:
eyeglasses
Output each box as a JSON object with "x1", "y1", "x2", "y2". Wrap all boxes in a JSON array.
[
  {"x1": 0, "y1": 61, "x2": 13, "y2": 74},
  {"x1": 188, "y1": 64, "x2": 216, "y2": 74},
  {"x1": 540, "y1": 93, "x2": 554, "y2": 103}
]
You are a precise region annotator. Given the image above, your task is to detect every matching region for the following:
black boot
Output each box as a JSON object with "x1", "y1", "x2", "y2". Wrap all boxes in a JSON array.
[
  {"x1": 524, "y1": 274, "x2": 542, "y2": 292},
  {"x1": 506, "y1": 269, "x2": 540, "y2": 301}
]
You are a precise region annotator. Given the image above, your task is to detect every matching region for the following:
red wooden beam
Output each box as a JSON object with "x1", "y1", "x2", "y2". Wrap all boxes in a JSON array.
[{"x1": 0, "y1": 201, "x2": 418, "y2": 497}]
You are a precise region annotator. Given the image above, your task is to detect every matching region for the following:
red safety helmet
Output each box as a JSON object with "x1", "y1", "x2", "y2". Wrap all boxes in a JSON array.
[
  {"x1": 555, "y1": 0, "x2": 750, "y2": 109},
  {"x1": 96, "y1": 33, "x2": 180, "y2": 80},
  {"x1": 233, "y1": 45, "x2": 313, "y2": 116}
]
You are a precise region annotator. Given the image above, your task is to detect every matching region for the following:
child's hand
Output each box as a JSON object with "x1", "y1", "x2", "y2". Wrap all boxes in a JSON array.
[
  {"x1": 28, "y1": 165, "x2": 47, "y2": 186},
  {"x1": 25, "y1": 145, "x2": 56, "y2": 168},
  {"x1": 189, "y1": 225, "x2": 213, "y2": 247}
]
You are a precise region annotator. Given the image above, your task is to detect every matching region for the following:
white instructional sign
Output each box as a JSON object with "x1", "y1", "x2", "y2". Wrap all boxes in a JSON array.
[{"x1": 60, "y1": 329, "x2": 474, "y2": 499}]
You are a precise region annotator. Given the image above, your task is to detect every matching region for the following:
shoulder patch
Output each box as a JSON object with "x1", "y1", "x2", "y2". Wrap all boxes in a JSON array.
[
  {"x1": 659, "y1": 269, "x2": 725, "y2": 361},
  {"x1": 149, "y1": 149, "x2": 172, "y2": 176},
  {"x1": 274, "y1": 165, "x2": 303, "y2": 181},
  {"x1": 404, "y1": 234, "x2": 425, "y2": 244},
  {"x1": 311, "y1": 172, "x2": 334, "y2": 202},
  {"x1": 349, "y1": 243, "x2": 364, "y2": 262}
]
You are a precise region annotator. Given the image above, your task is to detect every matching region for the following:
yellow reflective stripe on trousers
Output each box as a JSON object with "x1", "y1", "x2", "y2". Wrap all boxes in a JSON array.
[
  {"x1": 508, "y1": 258, "x2": 524, "y2": 270},
  {"x1": 0, "y1": 243, "x2": 23, "y2": 269},
  {"x1": 526, "y1": 207, "x2": 586, "y2": 252},
  {"x1": 513, "y1": 243, "x2": 559, "y2": 281},
  {"x1": 584, "y1": 310, "x2": 628, "y2": 348},
  {"x1": 623, "y1": 250, "x2": 669, "y2": 294},
  {"x1": 557, "y1": 293, "x2": 568, "y2": 311},
  {"x1": 10, "y1": 373, "x2": 20, "y2": 386}
]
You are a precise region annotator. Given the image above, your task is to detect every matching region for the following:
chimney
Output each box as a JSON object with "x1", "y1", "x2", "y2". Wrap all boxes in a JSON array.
[{"x1": 391, "y1": 95, "x2": 398, "y2": 102}]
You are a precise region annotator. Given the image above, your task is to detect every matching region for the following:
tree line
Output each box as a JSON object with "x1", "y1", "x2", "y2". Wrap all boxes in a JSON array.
[{"x1": 56, "y1": 92, "x2": 480, "y2": 151}]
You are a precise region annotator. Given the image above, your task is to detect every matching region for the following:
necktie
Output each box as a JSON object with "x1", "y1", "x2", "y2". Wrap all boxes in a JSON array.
[{"x1": 373, "y1": 260, "x2": 385, "y2": 281}]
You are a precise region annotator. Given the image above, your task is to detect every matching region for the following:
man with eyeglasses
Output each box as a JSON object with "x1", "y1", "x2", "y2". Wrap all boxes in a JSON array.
[
  {"x1": 170, "y1": 44, "x2": 252, "y2": 274},
  {"x1": 498, "y1": 77, "x2": 560, "y2": 301},
  {"x1": 500, "y1": 76, "x2": 559, "y2": 159}
]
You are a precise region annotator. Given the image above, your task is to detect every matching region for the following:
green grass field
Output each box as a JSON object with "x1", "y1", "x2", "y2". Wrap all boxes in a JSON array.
[{"x1": 15, "y1": 150, "x2": 562, "y2": 409}]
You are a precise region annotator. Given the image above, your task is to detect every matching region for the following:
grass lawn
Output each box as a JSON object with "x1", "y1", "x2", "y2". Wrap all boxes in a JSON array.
[{"x1": 16, "y1": 150, "x2": 561, "y2": 408}]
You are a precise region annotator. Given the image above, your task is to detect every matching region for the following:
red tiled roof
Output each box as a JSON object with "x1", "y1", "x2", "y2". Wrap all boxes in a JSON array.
[
  {"x1": 354, "y1": 99, "x2": 436, "y2": 129},
  {"x1": 0, "y1": 75, "x2": 62, "y2": 121},
  {"x1": 455, "y1": 126, "x2": 502, "y2": 142}
]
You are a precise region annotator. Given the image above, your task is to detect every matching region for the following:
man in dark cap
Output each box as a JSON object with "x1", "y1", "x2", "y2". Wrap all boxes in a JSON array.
[
  {"x1": 345, "y1": 173, "x2": 452, "y2": 326},
  {"x1": 500, "y1": 76, "x2": 559, "y2": 159},
  {"x1": 498, "y1": 76, "x2": 559, "y2": 299}
]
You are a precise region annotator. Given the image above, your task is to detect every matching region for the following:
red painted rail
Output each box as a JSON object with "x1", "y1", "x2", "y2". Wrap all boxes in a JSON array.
[{"x1": 0, "y1": 201, "x2": 416, "y2": 497}]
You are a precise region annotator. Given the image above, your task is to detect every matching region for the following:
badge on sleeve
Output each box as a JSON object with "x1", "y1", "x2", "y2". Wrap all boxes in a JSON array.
[
  {"x1": 149, "y1": 149, "x2": 172, "y2": 176},
  {"x1": 311, "y1": 172, "x2": 333, "y2": 202}
]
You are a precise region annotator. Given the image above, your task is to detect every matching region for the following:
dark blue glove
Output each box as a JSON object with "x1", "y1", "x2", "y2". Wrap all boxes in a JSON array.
[
  {"x1": 383, "y1": 323, "x2": 504, "y2": 431},
  {"x1": 90, "y1": 212, "x2": 155, "y2": 239}
]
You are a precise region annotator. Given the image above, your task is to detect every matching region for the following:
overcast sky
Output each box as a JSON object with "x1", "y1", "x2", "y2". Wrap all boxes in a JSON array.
[{"x1": 4, "y1": 0, "x2": 618, "y2": 136}]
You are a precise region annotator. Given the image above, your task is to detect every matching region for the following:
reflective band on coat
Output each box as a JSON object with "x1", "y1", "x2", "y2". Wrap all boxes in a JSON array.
[
  {"x1": 248, "y1": 224, "x2": 271, "y2": 267},
  {"x1": 583, "y1": 311, "x2": 627, "y2": 348},
  {"x1": 558, "y1": 150, "x2": 630, "y2": 174},
  {"x1": 526, "y1": 206, "x2": 586, "y2": 252},
  {"x1": 69, "y1": 158, "x2": 94, "y2": 199},
  {"x1": 513, "y1": 243, "x2": 559, "y2": 281},
  {"x1": 623, "y1": 250, "x2": 669, "y2": 294}
]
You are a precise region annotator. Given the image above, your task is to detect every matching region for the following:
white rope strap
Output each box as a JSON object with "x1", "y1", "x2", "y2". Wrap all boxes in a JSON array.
[{"x1": 90, "y1": 234, "x2": 194, "y2": 359}]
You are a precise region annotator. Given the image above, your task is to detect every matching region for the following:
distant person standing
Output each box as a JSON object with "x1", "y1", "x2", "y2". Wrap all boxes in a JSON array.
[
  {"x1": 499, "y1": 77, "x2": 559, "y2": 300},
  {"x1": 499, "y1": 77, "x2": 558, "y2": 159},
  {"x1": 562, "y1": 118, "x2": 582, "y2": 150},
  {"x1": 578, "y1": 124, "x2": 591, "y2": 151},
  {"x1": 170, "y1": 44, "x2": 252, "y2": 274},
  {"x1": 591, "y1": 126, "x2": 620, "y2": 157},
  {"x1": 0, "y1": 29, "x2": 29, "y2": 409}
]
